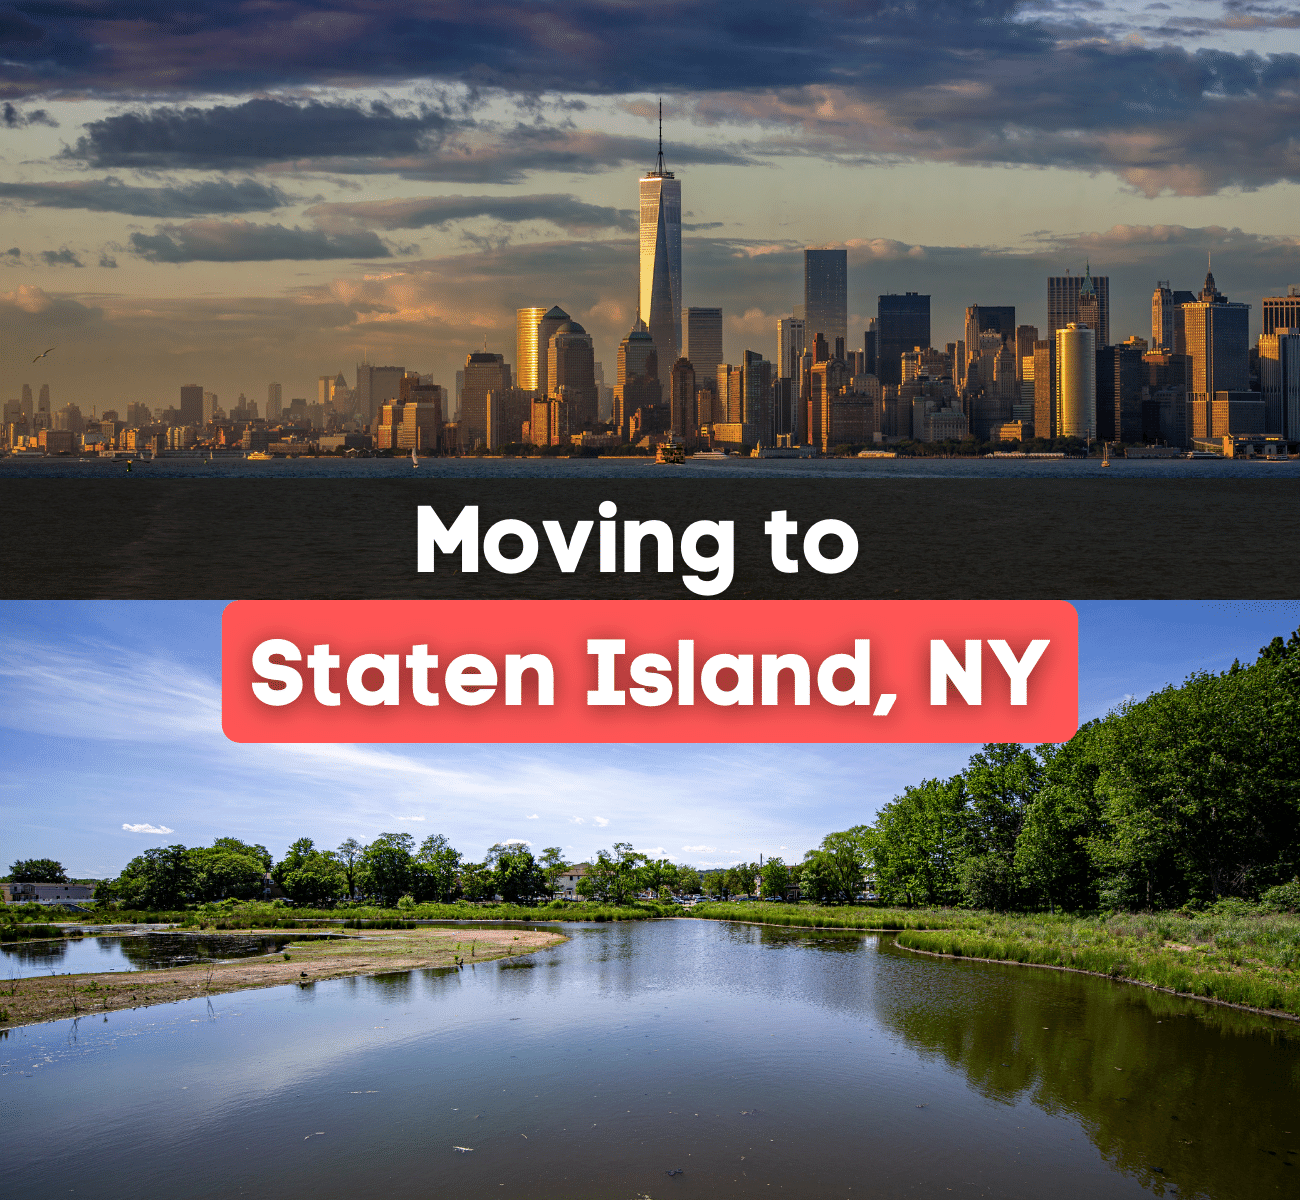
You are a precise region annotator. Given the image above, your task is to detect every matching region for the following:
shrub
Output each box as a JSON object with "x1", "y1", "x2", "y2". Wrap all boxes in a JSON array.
[{"x1": 1261, "y1": 878, "x2": 1300, "y2": 914}]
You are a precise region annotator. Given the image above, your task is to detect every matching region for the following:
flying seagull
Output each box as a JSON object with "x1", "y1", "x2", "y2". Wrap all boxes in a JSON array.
[{"x1": 32, "y1": 346, "x2": 55, "y2": 362}]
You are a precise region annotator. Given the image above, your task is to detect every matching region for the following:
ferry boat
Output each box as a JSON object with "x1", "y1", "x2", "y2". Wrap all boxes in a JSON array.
[
  {"x1": 655, "y1": 440, "x2": 686, "y2": 464},
  {"x1": 246, "y1": 451, "x2": 273, "y2": 460},
  {"x1": 690, "y1": 448, "x2": 728, "y2": 460}
]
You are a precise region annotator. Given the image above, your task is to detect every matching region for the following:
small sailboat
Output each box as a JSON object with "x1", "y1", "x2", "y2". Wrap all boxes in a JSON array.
[
  {"x1": 411, "y1": 446, "x2": 419, "y2": 469},
  {"x1": 1101, "y1": 441, "x2": 1111, "y2": 467}
]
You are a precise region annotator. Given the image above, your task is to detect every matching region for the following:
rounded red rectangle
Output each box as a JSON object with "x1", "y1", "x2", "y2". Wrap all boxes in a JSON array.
[{"x1": 221, "y1": 600, "x2": 1078, "y2": 744}]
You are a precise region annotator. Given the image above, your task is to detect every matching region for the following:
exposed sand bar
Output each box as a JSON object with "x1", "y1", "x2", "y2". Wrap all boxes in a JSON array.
[{"x1": 2, "y1": 926, "x2": 568, "y2": 1028}]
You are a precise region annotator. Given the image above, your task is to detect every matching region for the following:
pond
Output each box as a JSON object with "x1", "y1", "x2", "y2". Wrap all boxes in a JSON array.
[
  {"x1": 0, "y1": 931, "x2": 341, "y2": 978},
  {"x1": 2, "y1": 920, "x2": 1297, "y2": 1199}
]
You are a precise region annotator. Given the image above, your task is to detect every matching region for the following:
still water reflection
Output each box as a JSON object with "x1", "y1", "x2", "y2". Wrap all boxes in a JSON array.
[
  {"x1": 1, "y1": 932, "x2": 337, "y2": 977},
  {"x1": 2, "y1": 921, "x2": 1296, "y2": 1199}
]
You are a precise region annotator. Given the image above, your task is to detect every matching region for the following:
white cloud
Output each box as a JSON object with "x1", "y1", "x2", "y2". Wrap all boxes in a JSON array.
[
  {"x1": 525, "y1": 813, "x2": 539, "y2": 819},
  {"x1": 569, "y1": 816, "x2": 586, "y2": 825},
  {"x1": 593, "y1": 816, "x2": 610, "y2": 827},
  {"x1": 503, "y1": 838, "x2": 531, "y2": 846},
  {"x1": 682, "y1": 844, "x2": 716, "y2": 853},
  {"x1": 122, "y1": 823, "x2": 174, "y2": 835},
  {"x1": 395, "y1": 814, "x2": 426, "y2": 821}
]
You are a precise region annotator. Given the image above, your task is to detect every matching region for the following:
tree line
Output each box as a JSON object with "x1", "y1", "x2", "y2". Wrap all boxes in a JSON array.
[
  {"x1": 88, "y1": 835, "x2": 705, "y2": 910},
  {"x1": 791, "y1": 629, "x2": 1300, "y2": 910}
]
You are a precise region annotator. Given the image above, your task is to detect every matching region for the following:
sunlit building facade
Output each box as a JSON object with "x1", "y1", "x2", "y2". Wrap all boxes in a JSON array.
[{"x1": 640, "y1": 125, "x2": 682, "y2": 374}]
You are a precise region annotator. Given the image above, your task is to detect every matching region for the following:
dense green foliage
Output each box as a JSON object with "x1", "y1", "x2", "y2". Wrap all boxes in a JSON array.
[
  {"x1": 8, "y1": 858, "x2": 68, "y2": 882},
  {"x1": 862, "y1": 634, "x2": 1300, "y2": 910}
]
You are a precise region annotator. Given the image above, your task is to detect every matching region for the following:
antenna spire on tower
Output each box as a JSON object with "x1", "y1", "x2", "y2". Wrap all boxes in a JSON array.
[{"x1": 656, "y1": 98, "x2": 665, "y2": 175}]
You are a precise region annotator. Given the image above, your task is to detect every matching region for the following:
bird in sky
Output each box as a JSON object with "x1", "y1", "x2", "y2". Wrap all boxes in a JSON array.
[{"x1": 32, "y1": 346, "x2": 55, "y2": 362}]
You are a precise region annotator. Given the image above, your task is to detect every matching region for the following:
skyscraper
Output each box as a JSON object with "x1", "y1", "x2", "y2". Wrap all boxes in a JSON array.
[
  {"x1": 1259, "y1": 329, "x2": 1300, "y2": 438},
  {"x1": 683, "y1": 308, "x2": 723, "y2": 381},
  {"x1": 356, "y1": 362, "x2": 405, "y2": 427},
  {"x1": 515, "y1": 306, "x2": 548, "y2": 393},
  {"x1": 804, "y1": 248, "x2": 847, "y2": 350},
  {"x1": 640, "y1": 105, "x2": 682, "y2": 373},
  {"x1": 669, "y1": 358, "x2": 696, "y2": 440},
  {"x1": 877, "y1": 294, "x2": 931, "y2": 386},
  {"x1": 1262, "y1": 286, "x2": 1300, "y2": 336},
  {"x1": 179, "y1": 385, "x2": 203, "y2": 427},
  {"x1": 548, "y1": 320, "x2": 598, "y2": 429},
  {"x1": 1048, "y1": 268, "x2": 1110, "y2": 348},
  {"x1": 1182, "y1": 269, "x2": 1250, "y2": 396},
  {"x1": 777, "y1": 316, "x2": 806, "y2": 381},
  {"x1": 615, "y1": 321, "x2": 660, "y2": 438},
  {"x1": 962, "y1": 305, "x2": 1016, "y2": 385},
  {"x1": 1055, "y1": 323, "x2": 1096, "y2": 441},
  {"x1": 463, "y1": 351, "x2": 511, "y2": 448},
  {"x1": 266, "y1": 382, "x2": 282, "y2": 421}
]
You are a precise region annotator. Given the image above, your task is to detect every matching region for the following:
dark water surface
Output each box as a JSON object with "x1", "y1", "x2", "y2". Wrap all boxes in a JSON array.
[
  {"x1": 1, "y1": 932, "x2": 340, "y2": 977},
  {"x1": 2, "y1": 921, "x2": 1297, "y2": 1199}
]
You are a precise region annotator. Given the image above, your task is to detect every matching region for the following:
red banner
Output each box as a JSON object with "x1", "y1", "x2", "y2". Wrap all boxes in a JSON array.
[{"x1": 221, "y1": 600, "x2": 1077, "y2": 744}]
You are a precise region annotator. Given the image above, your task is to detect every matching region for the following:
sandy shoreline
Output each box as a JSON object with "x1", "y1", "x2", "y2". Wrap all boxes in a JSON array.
[{"x1": 1, "y1": 926, "x2": 568, "y2": 1028}]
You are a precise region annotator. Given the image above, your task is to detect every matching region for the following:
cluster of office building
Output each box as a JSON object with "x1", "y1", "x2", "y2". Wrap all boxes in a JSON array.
[{"x1": 7, "y1": 125, "x2": 1300, "y2": 457}]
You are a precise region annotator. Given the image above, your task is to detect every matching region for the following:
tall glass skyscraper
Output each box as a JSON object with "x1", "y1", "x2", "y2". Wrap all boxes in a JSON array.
[
  {"x1": 877, "y1": 293, "x2": 931, "y2": 386},
  {"x1": 640, "y1": 108, "x2": 682, "y2": 374},
  {"x1": 804, "y1": 248, "x2": 847, "y2": 350},
  {"x1": 683, "y1": 307, "x2": 723, "y2": 379}
]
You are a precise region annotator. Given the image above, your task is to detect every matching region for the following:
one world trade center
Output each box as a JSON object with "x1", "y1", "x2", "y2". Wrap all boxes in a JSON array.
[{"x1": 639, "y1": 102, "x2": 682, "y2": 374}]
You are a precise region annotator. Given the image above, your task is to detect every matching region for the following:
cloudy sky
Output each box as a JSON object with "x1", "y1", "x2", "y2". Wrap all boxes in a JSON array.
[
  {"x1": 2, "y1": 2, "x2": 1299, "y2": 411},
  {"x1": 2, "y1": 599, "x2": 1297, "y2": 878}
]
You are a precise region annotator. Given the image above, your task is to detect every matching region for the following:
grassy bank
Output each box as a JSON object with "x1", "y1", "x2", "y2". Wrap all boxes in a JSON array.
[
  {"x1": 896, "y1": 911, "x2": 1300, "y2": 1018},
  {"x1": 688, "y1": 901, "x2": 960, "y2": 930},
  {"x1": 0, "y1": 926, "x2": 567, "y2": 1028},
  {"x1": 6, "y1": 899, "x2": 676, "y2": 929}
]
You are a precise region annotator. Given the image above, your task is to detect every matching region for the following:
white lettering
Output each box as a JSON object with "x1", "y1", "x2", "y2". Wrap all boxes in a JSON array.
[
  {"x1": 681, "y1": 520, "x2": 734, "y2": 597},
  {"x1": 803, "y1": 519, "x2": 859, "y2": 574},
  {"x1": 306, "y1": 644, "x2": 341, "y2": 707},
  {"x1": 629, "y1": 653, "x2": 673, "y2": 706},
  {"x1": 586, "y1": 639, "x2": 626, "y2": 705},
  {"x1": 445, "y1": 654, "x2": 497, "y2": 706},
  {"x1": 542, "y1": 520, "x2": 593, "y2": 572},
  {"x1": 816, "y1": 640, "x2": 871, "y2": 707},
  {"x1": 764, "y1": 509, "x2": 799, "y2": 573},
  {"x1": 416, "y1": 505, "x2": 479, "y2": 573},
  {"x1": 251, "y1": 638, "x2": 302, "y2": 706},
  {"x1": 346, "y1": 653, "x2": 400, "y2": 706},
  {"x1": 505, "y1": 654, "x2": 554, "y2": 706},
  {"x1": 931, "y1": 639, "x2": 982, "y2": 705},
  {"x1": 988, "y1": 639, "x2": 1050, "y2": 705},
  {"x1": 482, "y1": 518, "x2": 539, "y2": 574},
  {"x1": 761, "y1": 653, "x2": 810, "y2": 706},
  {"x1": 404, "y1": 644, "x2": 439, "y2": 706},
  {"x1": 700, "y1": 653, "x2": 753, "y2": 706}
]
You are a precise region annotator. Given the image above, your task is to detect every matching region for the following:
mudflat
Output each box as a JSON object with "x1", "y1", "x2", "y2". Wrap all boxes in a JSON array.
[{"x1": 2, "y1": 926, "x2": 567, "y2": 1027}]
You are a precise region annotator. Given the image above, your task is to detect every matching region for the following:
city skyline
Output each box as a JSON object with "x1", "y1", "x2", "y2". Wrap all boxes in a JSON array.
[{"x1": 1, "y1": 4, "x2": 1299, "y2": 406}]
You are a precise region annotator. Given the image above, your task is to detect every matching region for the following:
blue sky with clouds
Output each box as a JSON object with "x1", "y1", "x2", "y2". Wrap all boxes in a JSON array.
[{"x1": 2, "y1": 599, "x2": 1298, "y2": 879}]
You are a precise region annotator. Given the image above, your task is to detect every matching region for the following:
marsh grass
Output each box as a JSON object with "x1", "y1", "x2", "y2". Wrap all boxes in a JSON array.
[
  {"x1": 896, "y1": 910, "x2": 1300, "y2": 1017},
  {"x1": 688, "y1": 901, "x2": 960, "y2": 931}
]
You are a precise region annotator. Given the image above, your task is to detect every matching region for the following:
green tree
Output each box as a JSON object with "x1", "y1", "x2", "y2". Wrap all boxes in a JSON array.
[
  {"x1": 494, "y1": 846, "x2": 547, "y2": 904},
  {"x1": 336, "y1": 837, "x2": 362, "y2": 898},
  {"x1": 459, "y1": 860, "x2": 497, "y2": 901},
  {"x1": 539, "y1": 846, "x2": 567, "y2": 893},
  {"x1": 113, "y1": 845, "x2": 193, "y2": 909},
  {"x1": 210, "y1": 837, "x2": 272, "y2": 871},
  {"x1": 676, "y1": 864, "x2": 702, "y2": 895},
  {"x1": 415, "y1": 834, "x2": 463, "y2": 902},
  {"x1": 273, "y1": 838, "x2": 346, "y2": 907},
  {"x1": 873, "y1": 778, "x2": 966, "y2": 906},
  {"x1": 359, "y1": 833, "x2": 417, "y2": 906},
  {"x1": 578, "y1": 843, "x2": 647, "y2": 905},
  {"x1": 9, "y1": 858, "x2": 67, "y2": 882},
  {"x1": 189, "y1": 844, "x2": 266, "y2": 902},
  {"x1": 760, "y1": 857, "x2": 791, "y2": 900},
  {"x1": 960, "y1": 743, "x2": 1043, "y2": 908},
  {"x1": 639, "y1": 858, "x2": 680, "y2": 898}
]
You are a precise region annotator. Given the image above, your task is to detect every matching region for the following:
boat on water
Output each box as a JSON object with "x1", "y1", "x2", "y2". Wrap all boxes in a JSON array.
[
  {"x1": 411, "y1": 447, "x2": 419, "y2": 469},
  {"x1": 1101, "y1": 441, "x2": 1111, "y2": 467},
  {"x1": 246, "y1": 451, "x2": 273, "y2": 460},
  {"x1": 690, "y1": 449, "x2": 728, "y2": 460},
  {"x1": 655, "y1": 441, "x2": 686, "y2": 464}
]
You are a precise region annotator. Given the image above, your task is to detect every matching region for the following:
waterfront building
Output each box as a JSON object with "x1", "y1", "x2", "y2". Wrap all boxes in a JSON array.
[
  {"x1": 1055, "y1": 323, "x2": 1096, "y2": 441},
  {"x1": 684, "y1": 308, "x2": 723, "y2": 382},
  {"x1": 547, "y1": 320, "x2": 598, "y2": 430},
  {"x1": 1258, "y1": 329, "x2": 1300, "y2": 438},
  {"x1": 777, "y1": 315, "x2": 806, "y2": 382},
  {"x1": 640, "y1": 107, "x2": 682, "y2": 371},
  {"x1": 669, "y1": 357, "x2": 697, "y2": 440},
  {"x1": 179, "y1": 385, "x2": 203, "y2": 427},
  {"x1": 614, "y1": 320, "x2": 661, "y2": 439},
  {"x1": 804, "y1": 248, "x2": 848, "y2": 351},
  {"x1": 877, "y1": 294, "x2": 930, "y2": 386},
  {"x1": 355, "y1": 361, "x2": 405, "y2": 428},
  {"x1": 1048, "y1": 269, "x2": 1110, "y2": 348},
  {"x1": 486, "y1": 387, "x2": 535, "y2": 448},
  {"x1": 463, "y1": 351, "x2": 512, "y2": 449},
  {"x1": 515, "y1": 306, "x2": 549, "y2": 393},
  {"x1": 1181, "y1": 270, "x2": 1250, "y2": 396},
  {"x1": 266, "y1": 382, "x2": 282, "y2": 421},
  {"x1": 1263, "y1": 288, "x2": 1300, "y2": 337}
]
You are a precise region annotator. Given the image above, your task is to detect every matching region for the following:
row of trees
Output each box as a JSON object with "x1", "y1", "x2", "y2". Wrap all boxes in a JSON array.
[
  {"x1": 807, "y1": 628, "x2": 1300, "y2": 911},
  {"x1": 95, "y1": 835, "x2": 706, "y2": 911}
]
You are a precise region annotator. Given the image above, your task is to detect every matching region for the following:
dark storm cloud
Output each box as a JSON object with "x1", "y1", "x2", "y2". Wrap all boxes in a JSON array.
[
  {"x1": 2, "y1": 101, "x2": 56, "y2": 127},
  {"x1": 0, "y1": 178, "x2": 292, "y2": 216},
  {"x1": 64, "y1": 98, "x2": 451, "y2": 169},
  {"x1": 128, "y1": 220, "x2": 391, "y2": 262},
  {"x1": 308, "y1": 193, "x2": 635, "y2": 234},
  {"x1": 40, "y1": 247, "x2": 83, "y2": 266},
  {"x1": 6, "y1": 2, "x2": 1300, "y2": 195}
]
